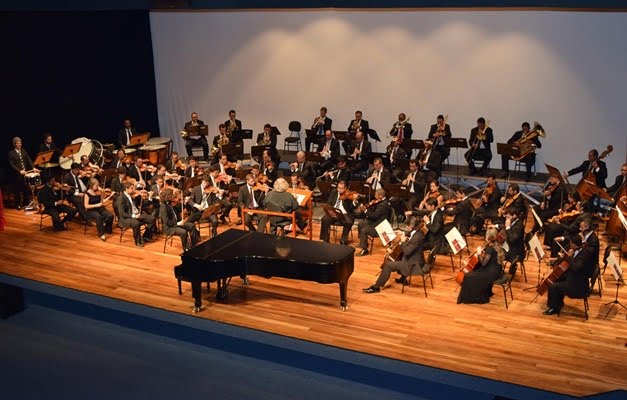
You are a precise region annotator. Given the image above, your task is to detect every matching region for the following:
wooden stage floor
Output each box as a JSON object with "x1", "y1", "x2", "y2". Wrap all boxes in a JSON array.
[{"x1": 1, "y1": 207, "x2": 626, "y2": 397}]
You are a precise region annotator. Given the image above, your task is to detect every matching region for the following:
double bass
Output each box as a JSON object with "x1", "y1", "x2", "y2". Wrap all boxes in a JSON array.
[
  {"x1": 605, "y1": 183, "x2": 627, "y2": 239},
  {"x1": 574, "y1": 145, "x2": 612, "y2": 200}
]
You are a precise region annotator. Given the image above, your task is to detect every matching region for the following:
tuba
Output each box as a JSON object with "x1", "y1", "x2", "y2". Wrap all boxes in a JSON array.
[{"x1": 512, "y1": 121, "x2": 546, "y2": 161}]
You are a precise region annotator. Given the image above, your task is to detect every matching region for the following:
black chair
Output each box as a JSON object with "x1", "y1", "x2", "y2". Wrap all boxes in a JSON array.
[
  {"x1": 494, "y1": 259, "x2": 516, "y2": 309},
  {"x1": 284, "y1": 121, "x2": 302, "y2": 152},
  {"x1": 402, "y1": 248, "x2": 435, "y2": 297}
]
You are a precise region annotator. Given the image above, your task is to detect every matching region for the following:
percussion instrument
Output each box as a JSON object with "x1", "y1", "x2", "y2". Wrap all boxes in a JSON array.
[
  {"x1": 59, "y1": 137, "x2": 104, "y2": 170},
  {"x1": 138, "y1": 144, "x2": 167, "y2": 166},
  {"x1": 146, "y1": 137, "x2": 173, "y2": 159},
  {"x1": 24, "y1": 171, "x2": 41, "y2": 187}
]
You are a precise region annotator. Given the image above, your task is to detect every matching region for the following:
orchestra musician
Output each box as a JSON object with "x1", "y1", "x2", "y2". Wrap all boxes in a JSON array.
[
  {"x1": 37, "y1": 176, "x2": 77, "y2": 232},
  {"x1": 356, "y1": 188, "x2": 391, "y2": 257},
  {"x1": 386, "y1": 136, "x2": 407, "y2": 182},
  {"x1": 501, "y1": 122, "x2": 541, "y2": 180},
  {"x1": 365, "y1": 157, "x2": 391, "y2": 192},
  {"x1": 116, "y1": 181, "x2": 156, "y2": 247},
  {"x1": 408, "y1": 179, "x2": 444, "y2": 213},
  {"x1": 605, "y1": 162, "x2": 627, "y2": 198},
  {"x1": 344, "y1": 130, "x2": 372, "y2": 174},
  {"x1": 316, "y1": 130, "x2": 340, "y2": 172},
  {"x1": 531, "y1": 176, "x2": 566, "y2": 233},
  {"x1": 109, "y1": 149, "x2": 127, "y2": 170},
  {"x1": 319, "y1": 180, "x2": 359, "y2": 245},
  {"x1": 290, "y1": 173, "x2": 309, "y2": 191},
  {"x1": 543, "y1": 235, "x2": 595, "y2": 316},
  {"x1": 63, "y1": 162, "x2": 90, "y2": 223},
  {"x1": 494, "y1": 183, "x2": 525, "y2": 224},
  {"x1": 165, "y1": 151, "x2": 186, "y2": 176},
  {"x1": 414, "y1": 197, "x2": 446, "y2": 257},
  {"x1": 308, "y1": 106, "x2": 332, "y2": 152},
  {"x1": 416, "y1": 139, "x2": 442, "y2": 182},
  {"x1": 319, "y1": 155, "x2": 351, "y2": 184},
  {"x1": 362, "y1": 218, "x2": 424, "y2": 294},
  {"x1": 261, "y1": 158, "x2": 278, "y2": 186},
  {"x1": 207, "y1": 166, "x2": 234, "y2": 224},
  {"x1": 184, "y1": 157, "x2": 203, "y2": 179},
  {"x1": 466, "y1": 117, "x2": 494, "y2": 176},
  {"x1": 84, "y1": 178, "x2": 114, "y2": 241},
  {"x1": 257, "y1": 123, "x2": 277, "y2": 148},
  {"x1": 117, "y1": 119, "x2": 137, "y2": 149},
  {"x1": 159, "y1": 188, "x2": 200, "y2": 251},
  {"x1": 79, "y1": 155, "x2": 101, "y2": 178},
  {"x1": 427, "y1": 114, "x2": 452, "y2": 164},
  {"x1": 211, "y1": 124, "x2": 232, "y2": 164},
  {"x1": 564, "y1": 148, "x2": 608, "y2": 214},
  {"x1": 8, "y1": 137, "x2": 39, "y2": 210},
  {"x1": 186, "y1": 176, "x2": 220, "y2": 237},
  {"x1": 224, "y1": 109, "x2": 243, "y2": 142},
  {"x1": 39, "y1": 133, "x2": 61, "y2": 163},
  {"x1": 457, "y1": 227, "x2": 505, "y2": 304},
  {"x1": 127, "y1": 158, "x2": 153, "y2": 189},
  {"x1": 109, "y1": 166, "x2": 127, "y2": 216},
  {"x1": 257, "y1": 178, "x2": 306, "y2": 234},
  {"x1": 213, "y1": 152, "x2": 238, "y2": 180},
  {"x1": 347, "y1": 110, "x2": 369, "y2": 138},
  {"x1": 290, "y1": 151, "x2": 316, "y2": 190},
  {"x1": 552, "y1": 217, "x2": 598, "y2": 263},
  {"x1": 443, "y1": 187, "x2": 473, "y2": 236},
  {"x1": 490, "y1": 207, "x2": 525, "y2": 276},
  {"x1": 470, "y1": 174, "x2": 501, "y2": 235},
  {"x1": 389, "y1": 113, "x2": 413, "y2": 141},
  {"x1": 238, "y1": 174, "x2": 268, "y2": 232},
  {"x1": 183, "y1": 112, "x2": 209, "y2": 161},
  {"x1": 542, "y1": 193, "x2": 588, "y2": 256},
  {"x1": 390, "y1": 160, "x2": 425, "y2": 223}
]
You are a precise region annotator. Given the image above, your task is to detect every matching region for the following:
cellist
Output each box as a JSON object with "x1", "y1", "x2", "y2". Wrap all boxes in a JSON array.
[{"x1": 457, "y1": 227, "x2": 504, "y2": 304}]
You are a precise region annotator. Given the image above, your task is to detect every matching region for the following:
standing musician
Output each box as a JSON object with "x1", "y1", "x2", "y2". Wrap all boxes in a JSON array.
[
  {"x1": 84, "y1": 178, "x2": 114, "y2": 241},
  {"x1": 390, "y1": 160, "x2": 425, "y2": 223},
  {"x1": 238, "y1": 173, "x2": 268, "y2": 232},
  {"x1": 308, "y1": 106, "x2": 332, "y2": 152},
  {"x1": 186, "y1": 176, "x2": 221, "y2": 237},
  {"x1": 563, "y1": 148, "x2": 608, "y2": 213},
  {"x1": 362, "y1": 218, "x2": 424, "y2": 294},
  {"x1": 39, "y1": 133, "x2": 61, "y2": 162},
  {"x1": 443, "y1": 187, "x2": 473, "y2": 236},
  {"x1": 183, "y1": 112, "x2": 209, "y2": 161},
  {"x1": 470, "y1": 174, "x2": 501, "y2": 235},
  {"x1": 347, "y1": 110, "x2": 369, "y2": 138},
  {"x1": 389, "y1": 113, "x2": 413, "y2": 142},
  {"x1": 290, "y1": 151, "x2": 316, "y2": 190},
  {"x1": 8, "y1": 137, "x2": 39, "y2": 210},
  {"x1": 117, "y1": 119, "x2": 137, "y2": 149},
  {"x1": 117, "y1": 181, "x2": 156, "y2": 247},
  {"x1": 316, "y1": 129, "x2": 340, "y2": 173},
  {"x1": 416, "y1": 139, "x2": 442, "y2": 181},
  {"x1": 386, "y1": 136, "x2": 407, "y2": 182},
  {"x1": 466, "y1": 117, "x2": 493, "y2": 176},
  {"x1": 344, "y1": 130, "x2": 372, "y2": 174},
  {"x1": 224, "y1": 109, "x2": 242, "y2": 142},
  {"x1": 319, "y1": 155, "x2": 352, "y2": 184},
  {"x1": 543, "y1": 235, "x2": 595, "y2": 316},
  {"x1": 159, "y1": 188, "x2": 200, "y2": 251},
  {"x1": 356, "y1": 188, "x2": 391, "y2": 257},
  {"x1": 319, "y1": 180, "x2": 359, "y2": 245},
  {"x1": 427, "y1": 114, "x2": 452, "y2": 164},
  {"x1": 365, "y1": 157, "x2": 391, "y2": 193},
  {"x1": 457, "y1": 227, "x2": 505, "y2": 304},
  {"x1": 531, "y1": 176, "x2": 566, "y2": 233},
  {"x1": 37, "y1": 176, "x2": 77, "y2": 232},
  {"x1": 207, "y1": 166, "x2": 234, "y2": 224},
  {"x1": 63, "y1": 162, "x2": 90, "y2": 223},
  {"x1": 184, "y1": 157, "x2": 203, "y2": 179},
  {"x1": 501, "y1": 122, "x2": 542, "y2": 180}
]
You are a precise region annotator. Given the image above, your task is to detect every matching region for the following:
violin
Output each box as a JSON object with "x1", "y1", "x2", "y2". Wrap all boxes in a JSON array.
[
  {"x1": 139, "y1": 164, "x2": 157, "y2": 173},
  {"x1": 174, "y1": 159, "x2": 187, "y2": 171},
  {"x1": 359, "y1": 197, "x2": 382, "y2": 212},
  {"x1": 339, "y1": 190, "x2": 360, "y2": 201},
  {"x1": 444, "y1": 198, "x2": 461, "y2": 207},
  {"x1": 498, "y1": 192, "x2": 520, "y2": 216},
  {"x1": 547, "y1": 209, "x2": 582, "y2": 224},
  {"x1": 478, "y1": 184, "x2": 495, "y2": 207}
]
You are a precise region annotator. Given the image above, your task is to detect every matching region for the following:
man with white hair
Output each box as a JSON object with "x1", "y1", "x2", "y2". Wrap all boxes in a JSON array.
[{"x1": 257, "y1": 178, "x2": 306, "y2": 234}]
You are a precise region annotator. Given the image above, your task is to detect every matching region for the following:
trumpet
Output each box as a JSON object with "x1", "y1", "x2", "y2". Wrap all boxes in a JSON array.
[{"x1": 312, "y1": 115, "x2": 326, "y2": 129}]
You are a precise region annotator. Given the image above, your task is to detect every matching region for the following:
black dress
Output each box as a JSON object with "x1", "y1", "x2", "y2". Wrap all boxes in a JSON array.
[
  {"x1": 457, "y1": 246, "x2": 503, "y2": 304},
  {"x1": 85, "y1": 191, "x2": 113, "y2": 237}
]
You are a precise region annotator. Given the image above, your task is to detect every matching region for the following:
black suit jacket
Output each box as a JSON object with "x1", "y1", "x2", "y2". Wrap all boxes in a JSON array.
[
  {"x1": 159, "y1": 203, "x2": 180, "y2": 234},
  {"x1": 116, "y1": 193, "x2": 139, "y2": 220},
  {"x1": 63, "y1": 171, "x2": 88, "y2": 196},
  {"x1": 224, "y1": 119, "x2": 242, "y2": 131},
  {"x1": 256, "y1": 132, "x2": 277, "y2": 148},
  {"x1": 505, "y1": 218, "x2": 526, "y2": 263},
  {"x1": 186, "y1": 184, "x2": 218, "y2": 209},
  {"x1": 417, "y1": 149, "x2": 442, "y2": 176},
  {"x1": 347, "y1": 119, "x2": 369, "y2": 134},
  {"x1": 261, "y1": 167, "x2": 278, "y2": 185},
  {"x1": 606, "y1": 174, "x2": 626, "y2": 196},
  {"x1": 37, "y1": 184, "x2": 61, "y2": 210},
  {"x1": 401, "y1": 170, "x2": 425, "y2": 195},
  {"x1": 387, "y1": 146, "x2": 407, "y2": 165},
  {"x1": 118, "y1": 127, "x2": 138, "y2": 147},
  {"x1": 312, "y1": 117, "x2": 332, "y2": 132},
  {"x1": 238, "y1": 184, "x2": 265, "y2": 209},
  {"x1": 366, "y1": 166, "x2": 391, "y2": 188},
  {"x1": 184, "y1": 120, "x2": 206, "y2": 130},
  {"x1": 397, "y1": 230, "x2": 423, "y2": 274},
  {"x1": 8, "y1": 149, "x2": 34, "y2": 174},
  {"x1": 346, "y1": 139, "x2": 372, "y2": 162},
  {"x1": 425, "y1": 209, "x2": 445, "y2": 249},
  {"x1": 316, "y1": 138, "x2": 341, "y2": 159},
  {"x1": 290, "y1": 161, "x2": 316, "y2": 189},
  {"x1": 326, "y1": 189, "x2": 356, "y2": 222},
  {"x1": 389, "y1": 122, "x2": 413, "y2": 139},
  {"x1": 507, "y1": 130, "x2": 542, "y2": 149},
  {"x1": 364, "y1": 199, "x2": 391, "y2": 225},
  {"x1": 567, "y1": 159, "x2": 608, "y2": 188},
  {"x1": 328, "y1": 167, "x2": 352, "y2": 184},
  {"x1": 428, "y1": 123, "x2": 452, "y2": 145},
  {"x1": 469, "y1": 127, "x2": 494, "y2": 153},
  {"x1": 445, "y1": 198, "x2": 473, "y2": 235},
  {"x1": 564, "y1": 248, "x2": 595, "y2": 298}
]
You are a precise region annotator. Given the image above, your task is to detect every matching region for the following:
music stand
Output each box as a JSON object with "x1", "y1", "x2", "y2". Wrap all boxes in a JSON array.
[
  {"x1": 603, "y1": 245, "x2": 626, "y2": 318},
  {"x1": 129, "y1": 132, "x2": 150, "y2": 147},
  {"x1": 34, "y1": 150, "x2": 55, "y2": 168},
  {"x1": 183, "y1": 177, "x2": 203, "y2": 191},
  {"x1": 320, "y1": 203, "x2": 348, "y2": 225},
  {"x1": 240, "y1": 129, "x2": 253, "y2": 140},
  {"x1": 304, "y1": 129, "x2": 320, "y2": 151},
  {"x1": 444, "y1": 137, "x2": 468, "y2": 186},
  {"x1": 99, "y1": 168, "x2": 118, "y2": 188},
  {"x1": 305, "y1": 151, "x2": 323, "y2": 163},
  {"x1": 61, "y1": 142, "x2": 83, "y2": 164},
  {"x1": 271, "y1": 126, "x2": 281, "y2": 136},
  {"x1": 349, "y1": 180, "x2": 372, "y2": 201},
  {"x1": 333, "y1": 131, "x2": 351, "y2": 142},
  {"x1": 367, "y1": 129, "x2": 381, "y2": 142},
  {"x1": 251, "y1": 145, "x2": 271, "y2": 159},
  {"x1": 201, "y1": 203, "x2": 222, "y2": 220}
]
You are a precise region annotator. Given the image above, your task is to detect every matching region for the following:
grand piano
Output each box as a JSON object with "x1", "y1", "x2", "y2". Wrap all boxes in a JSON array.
[{"x1": 175, "y1": 229, "x2": 355, "y2": 312}]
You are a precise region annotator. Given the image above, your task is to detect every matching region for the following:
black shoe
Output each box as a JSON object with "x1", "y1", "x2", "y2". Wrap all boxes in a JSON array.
[
  {"x1": 135, "y1": 242, "x2": 144, "y2": 248},
  {"x1": 236, "y1": 219, "x2": 242, "y2": 225},
  {"x1": 143, "y1": 236, "x2": 153, "y2": 243},
  {"x1": 362, "y1": 285, "x2": 380, "y2": 293},
  {"x1": 395, "y1": 276, "x2": 409, "y2": 285},
  {"x1": 356, "y1": 249, "x2": 369, "y2": 257},
  {"x1": 543, "y1": 308, "x2": 560, "y2": 316},
  {"x1": 15, "y1": 205, "x2": 22, "y2": 210},
  {"x1": 219, "y1": 215, "x2": 228, "y2": 224}
]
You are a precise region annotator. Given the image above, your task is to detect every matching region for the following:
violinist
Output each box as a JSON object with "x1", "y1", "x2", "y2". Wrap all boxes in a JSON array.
[
  {"x1": 214, "y1": 152, "x2": 238, "y2": 181},
  {"x1": 159, "y1": 188, "x2": 199, "y2": 251},
  {"x1": 543, "y1": 235, "x2": 595, "y2": 316},
  {"x1": 319, "y1": 156, "x2": 352, "y2": 184},
  {"x1": 186, "y1": 176, "x2": 220, "y2": 237},
  {"x1": 308, "y1": 106, "x2": 332, "y2": 152},
  {"x1": 108, "y1": 149, "x2": 127, "y2": 170},
  {"x1": 466, "y1": 117, "x2": 493, "y2": 176},
  {"x1": 500, "y1": 122, "x2": 541, "y2": 180},
  {"x1": 356, "y1": 188, "x2": 391, "y2": 257},
  {"x1": 79, "y1": 155, "x2": 101, "y2": 178},
  {"x1": 63, "y1": 162, "x2": 90, "y2": 223},
  {"x1": 563, "y1": 148, "x2": 608, "y2": 213},
  {"x1": 165, "y1": 151, "x2": 186, "y2": 176},
  {"x1": 410, "y1": 179, "x2": 444, "y2": 214},
  {"x1": 415, "y1": 197, "x2": 445, "y2": 258},
  {"x1": 427, "y1": 114, "x2": 452, "y2": 165},
  {"x1": 127, "y1": 158, "x2": 152, "y2": 189},
  {"x1": 531, "y1": 176, "x2": 565, "y2": 233},
  {"x1": 470, "y1": 174, "x2": 501, "y2": 235},
  {"x1": 84, "y1": 178, "x2": 114, "y2": 241},
  {"x1": 365, "y1": 157, "x2": 391, "y2": 192},
  {"x1": 347, "y1": 110, "x2": 369, "y2": 138},
  {"x1": 343, "y1": 130, "x2": 371, "y2": 173},
  {"x1": 457, "y1": 227, "x2": 505, "y2": 304},
  {"x1": 443, "y1": 187, "x2": 473, "y2": 236},
  {"x1": 316, "y1": 129, "x2": 340, "y2": 172},
  {"x1": 238, "y1": 174, "x2": 267, "y2": 231},
  {"x1": 390, "y1": 160, "x2": 425, "y2": 223},
  {"x1": 416, "y1": 139, "x2": 442, "y2": 181},
  {"x1": 495, "y1": 183, "x2": 524, "y2": 223},
  {"x1": 207, "y1": 166, "x2": 233, "y2": 225},
  {"x1": 116, "y1": 181, "x2": 156, "y2": 247},
  {"x1": 489, "y1": 207, "x2": 525, "y2": 276},
  {"x1": 362, "y1": 218, "x2": 423, "y2": 294},
  {"x1": 184, "y1": 157, "x2": 203, "y2": 179},
  {"x1": 37, "y1": 176, "x2": 77, "y2": 232},
  {"x1": 319, "y1": 181, "x2": 359, "y2": 245},
  {"x1": 543, "y1": 193, "x2": 589, "y2": 256},
  {"x1": 261, "y1": 154, "x2": 278, "y2": 185},
  {"x1": 109, "y1": 166, "x2": 127, "y2": 216},
  {"x1": 386, "y1": 136, "x2": 407, "y2": 181}
]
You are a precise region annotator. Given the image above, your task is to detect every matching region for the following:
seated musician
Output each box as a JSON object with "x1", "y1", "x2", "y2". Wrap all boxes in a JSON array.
[
  {"x1": 165, "y1": 151, "x2": 186, "y2": 176},
  {"x1": 210, "y1": 124, "x2": 232, "y2": 164},
  {"x1": 148, "y1": 175, "x2": 165, "y2": 219},
  {"x1": 531, "y1": 176, "x2": 566, "y2": 233},
  {"x1": 348, "y1": 110, "x2": 369, "y2": 138},
  {"x1": 466, "y1": 117, "x2": 493, "y2": 176},
  {"x1": 501, "y1": 122, "x2": 541, "y2": 180},
  {"x1": 427, "y1": 114, "x2": 452, "y2": 165},
  {"x1": 109, "y1": 149, "x2": 127, "y2": 170},
  {"x1": 127, "y1": 158, "x2": 154, "y2": 189},
  {"x1": 365, "y1": 157, "x2": 391, "y2": 193},
  {"x1": 257, "y1": 177, "x2": 306, "y2": 234},
  {"x1": 257, "y1": 123, "x2": 277, "y2": 148},
  {"x1": 605, "y1": 162, "x2": 627, "y2": 199},
  {"x1": 543, "y1": 193, "x2": 588, "y2": 256},
  {"x1": 39, "y1": 132, "x2": 61, "y2": 163},
  {"x1": 183, "y1": 112, "x2": 208, "y2": 161},
  {"x1": 386, "y1": 136, "x2": 407, "y2": 182},
  {"x1": 356, "y1": 188, "x2": 391, "y2": 257},
  {"x1": 261, "y1": 158, "x2": 278, "y2": 186},
  {"x1": 213, "y1": 152, "x2": 238, "y2": 179},
  {"x1": 37, "y1": 176, "x2": 77, "y2": 232},
  {"x1": 493, "y1": 183, "x2": 524, "y2": 226},
  {"x1": 443, "y1": 187, "x2": 473, "y2": 236},
  {"x1": 406, "y1": 179, "x2": 444, "y2": 218},
  {"x1": 563, "y1": 148, "x2": 608, "y2": 213},
  {"x1": 543, "y1": 235, "x2": 595, "y2": 316},
  {"x1": 362, "y1": 218, "x2": 424, "y2": 293},
  {"x1": 390, "y1": 160, "x2": 425, "y2": 223},
  {"x1": 290, "y1": 151, "x2": 316, "y2": 190},
  {"x1": 344, "y1": 130, "x2": 371, "y2": 174},
  {"x1": 63, "y1": 162, "x2": 90, "y2": 223},
  {"x1": 319, "y1": 155, "x2": 352, "y2": 183},
  {"x1": 316, "y1": 129, "x2": 340, "y2": 173},
  {"x1": 470, "y1": 174, "x2": 501, "y2": 235},
  {"x1": 116, "y1": 181, "x2": 156, "y2": 247},
  {"x1": 416, "y1": 197, "x2": 446, "y2": 257},
  {"x1": 117, "y1": 119, "x2": 137, "y2": 149},
  {"x1": 290, "y1": 173, "x2": 309, "y2": 191},
  {"x1": 8, "y1": 136, "x2": 39, "y2": 210},
  {"x1": 417, "y1": 139, "x2": 442, "y2": 181},
  {"x1": 489, "y1": 207, "x2": 525, "y2": 276},
  {"x1": 389, "y1": 113, "x2": 413, "y2": 141},
  {"x1": 186, "y1": 176, "x2": 220, "y2": 237},
  {"x1": 184, "y1": 157, "x2": 203, "y2": 179},
  {"x1": 238, "y1": 173, "x2": 268, "y2": 232},
  {"x1": 457, "y1": 227, "x2": 504, "y2": 304},
  {"x1": 320, "y1": 180, "x2": 359, "y2": 245},
  {"x1": 84, "y1": 178, "x2": 114, "y2": 241},
  {"x1": 110, "y1": 166, "x2": 127, "y2": 201},
  {"x1": 159, "y1": 188, "x2": 199, "y2": 251},
  {"x1": 308, "y1": 106, "x2": 332, "y2": 152},
  {"x1": 79, "y1": 155, "x2": 101, "y2": 179},
  {"x1": 207, "y1": 166, "x2": 233, "y2": 224}
]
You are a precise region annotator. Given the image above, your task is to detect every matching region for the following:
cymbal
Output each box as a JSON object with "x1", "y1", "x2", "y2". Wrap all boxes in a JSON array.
[{"x1": 38, "y1": 162, "x2": 59, "y2": 168}]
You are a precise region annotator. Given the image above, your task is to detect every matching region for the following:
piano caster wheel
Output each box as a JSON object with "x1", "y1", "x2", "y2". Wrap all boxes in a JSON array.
[
  {"x1": 242, "y1": 277, "x2": 250, "y2": 286},
  {"x1": 341, "y1": 305, "x2": 349, "y2": 312},
  {"x1": 192, "y1": 306, "x2": 202, "y2": 313}
]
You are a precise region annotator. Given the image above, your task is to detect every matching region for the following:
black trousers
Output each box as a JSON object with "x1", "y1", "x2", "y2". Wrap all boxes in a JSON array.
[
  {"x1": 185, "y1": 137, "x2": 209, "y2": 160},
  {"x1": 44, "y1": 205, "x2": 76, "y2": 230}
]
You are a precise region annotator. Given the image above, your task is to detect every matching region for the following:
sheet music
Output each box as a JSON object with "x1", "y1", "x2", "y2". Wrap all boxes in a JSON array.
[
  {"x1": 445, "y1": 227, "x2": 467, "y2": 255},
  {"x1": 293, "y1": 193, "x2": 306, "y2": 206},
  {"x1": 375, "y1": 220, "x2": 396, "y2": 246},
  {"x1": 607, "y1": 251, "x2": 623, "y2": 281},
  {"x1": 530, "y1": 206, "x2": 543, "y2": 228},
  {"x1": 528, "y1": 234, "x2": 545, "y2": 262}
]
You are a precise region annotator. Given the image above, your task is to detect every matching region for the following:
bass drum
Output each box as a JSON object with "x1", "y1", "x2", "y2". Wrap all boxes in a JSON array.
[{"x1": 59, "y1": 138, "x2": 104, "y2": 169}]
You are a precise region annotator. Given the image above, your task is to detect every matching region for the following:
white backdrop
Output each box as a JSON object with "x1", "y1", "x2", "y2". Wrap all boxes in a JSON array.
[{"x1": 150, "y1": 10, "x2": 627, "y2": 176}]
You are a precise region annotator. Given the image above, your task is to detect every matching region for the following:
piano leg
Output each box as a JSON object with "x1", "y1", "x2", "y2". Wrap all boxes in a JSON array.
[
  {"x1": 191, "y1": 281, "x2": 203, "y2": 313},
  {"x1": 216, "y1": 278, "x2": 229, "y2": 301},
  {"x1": 339, "y1": 282, "x2": 349, "y2": 311}
]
